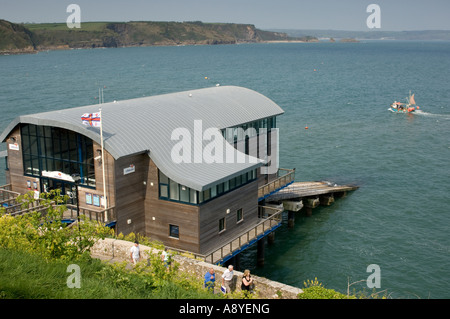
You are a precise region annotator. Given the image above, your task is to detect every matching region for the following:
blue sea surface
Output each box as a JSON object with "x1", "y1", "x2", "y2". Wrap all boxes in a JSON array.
[{"x1": 1, "y1": 41, "x2": 449, "y2": 298}]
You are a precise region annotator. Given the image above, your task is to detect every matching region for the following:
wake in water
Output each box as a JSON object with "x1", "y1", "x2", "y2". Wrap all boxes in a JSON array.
[{"x1": 414, "y1": 109, "x2": 450, "y2": 120}]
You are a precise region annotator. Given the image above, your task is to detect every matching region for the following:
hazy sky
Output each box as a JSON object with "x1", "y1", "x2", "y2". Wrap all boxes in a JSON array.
[{"x1": 2, "y1": 0, "x2": 450, "y2": 31}]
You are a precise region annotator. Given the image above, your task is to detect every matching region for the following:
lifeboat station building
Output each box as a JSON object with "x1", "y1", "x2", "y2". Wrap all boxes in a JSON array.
[{"x1": 0, "y1": 86, "x2": 295, "y2": 263}]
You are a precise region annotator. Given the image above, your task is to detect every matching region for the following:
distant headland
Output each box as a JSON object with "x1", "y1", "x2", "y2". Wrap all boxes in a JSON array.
[{"x1": 0, "y1": 19, "x2": 317, "y2": 55}]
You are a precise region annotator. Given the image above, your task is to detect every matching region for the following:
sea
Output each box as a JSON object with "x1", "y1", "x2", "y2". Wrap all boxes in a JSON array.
[{"x1": 0, "y1": 40, "x2": 449, "y2": 299}]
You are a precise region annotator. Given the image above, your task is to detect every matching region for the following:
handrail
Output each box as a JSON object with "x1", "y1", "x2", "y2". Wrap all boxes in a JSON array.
[
  {"x1": 166, "y1": 205, "x2": 283, "y2": 264},
  {"x1": 258, "y1": 168, "x2": 295, "y2": 200},
  {"x1": 204, "y1": 205, "x2": 283, "y2": 264},
  {"x1": 0, "y1": 191, "x2": 116, "y2": 225},
  {"x1": 0, "y1": 185, "x2": 21, "y2": 203},
  {"x1": 65, "y1": 204, "x2": 117, "y2": 223}
]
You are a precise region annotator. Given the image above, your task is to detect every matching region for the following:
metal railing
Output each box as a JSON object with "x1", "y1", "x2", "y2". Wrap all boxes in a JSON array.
[
  {"x1": 166, "y1": 205, "x2": 283, "y2": 264},
  {"x1": 0, "y1": 184, "x2": 21, "y2": 209},
  {"x1": 0, "y1": 185, "x2": 116, "y2": 225},
  {"x1": 65, "y1": 204, "x2": 116, "y2": 224},
  {"x1": 258, "y1": 168, "x2": 295, "y2": 201}
]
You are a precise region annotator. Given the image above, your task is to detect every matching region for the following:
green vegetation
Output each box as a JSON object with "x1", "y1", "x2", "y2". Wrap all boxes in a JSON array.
[
  {"x1": 0, "y1": 191, "x2": 221, "y2": 299},
  {"x1": 0, "y1": 248, "x2": 220, "y2": 299},
  {"x1": 0, "y1": 19, "x2": 315, "y2": 54},
  {"x1": 0, "y1": 191, "x2": 385, "y2": 299}
]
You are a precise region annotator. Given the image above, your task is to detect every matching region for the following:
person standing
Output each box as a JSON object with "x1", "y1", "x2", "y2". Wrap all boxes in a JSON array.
[
  {"x1": 221, "y1": 265, "x2": 234, "y2": 293},
  {"x1": 204, "y1": 268, "x2": 216, "y2": 292},
  {"x1": 161, "y1": 247, "x2": 170, "y2": 271},
  {"x1": 241, "y1": 269, "x2": 253, "y2": 296},
  {"x1": 130, "y1": 241, "x2": 140, "y2": 264}
]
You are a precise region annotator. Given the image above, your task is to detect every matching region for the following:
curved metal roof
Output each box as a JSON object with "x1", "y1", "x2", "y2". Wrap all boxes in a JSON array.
[{"x1": 0, "y1": 86, "x2": 284, "y2": 191}]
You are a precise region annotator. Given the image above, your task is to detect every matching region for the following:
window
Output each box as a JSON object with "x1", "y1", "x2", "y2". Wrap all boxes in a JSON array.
[
  {"x1": 189, "y1": 188, "x2": 197, "y2": 204},
  {"x1": 179, "y1": 185, "x2": 190, "y2": 203},
  {"x1": 21, "y1": 124, "x2": 95, "y2": 187},
  {"x1": 219, "y1": 218, "x2": 226, "y2": 233},
  {"x1": 237, "y1": 208, "x2": 243, "y2": 223},
  {"x1": 159, "y1": 171, "x2": 169, "y2": 198},
  {"x1": 158, "y1": 168, "x2": 258, "y2": 205},
  {"x1": 203, "y1": 189, "x2": 210, "y2": 202},
  {"x1": 169, "y1": 179, "x2": 179, "y2": 200},
  {"x1": 169, "y1": 224, "x2": 179, "y2": 239}
]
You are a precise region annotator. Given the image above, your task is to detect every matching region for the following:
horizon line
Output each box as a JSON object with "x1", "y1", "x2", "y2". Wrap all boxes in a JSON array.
[{"x1": 3, "y1": 19, "x2": 450, "y2": 33}]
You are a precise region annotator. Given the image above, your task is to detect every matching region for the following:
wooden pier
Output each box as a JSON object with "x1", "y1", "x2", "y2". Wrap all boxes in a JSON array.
[
  {"x1": 171, "y1": 180, "x2": 358, "y2": 265},
  {"x1": 264, "y1": 181, "x2": 359, "y2": 224},
  {"x1": 265, "y1": 181, "x2": 359, "y2": 202}
]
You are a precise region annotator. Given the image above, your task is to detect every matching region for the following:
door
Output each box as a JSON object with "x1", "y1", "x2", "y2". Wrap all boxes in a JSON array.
[{"x1": 40, "y1": 177, "x2": 76, "y2": 205}]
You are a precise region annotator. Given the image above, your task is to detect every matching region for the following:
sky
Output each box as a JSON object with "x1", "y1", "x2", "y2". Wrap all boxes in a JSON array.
[{"x1": 2, "y1": 0, "x2": 450, "y2": 31}]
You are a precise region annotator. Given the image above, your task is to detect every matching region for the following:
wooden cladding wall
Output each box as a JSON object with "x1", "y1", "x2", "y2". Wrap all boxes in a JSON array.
[
  {"x1": 113, "y1": 153, "x2": 148, "y2": 235},
  {"x1": 144, "y1": 160, "x2": 200, "y2": 253},
  {"x1": 198, "y1": 180, "x2": 259, "y2": 255},
  {"x1": 4, "y1": 126, "x2": 36, "y2": 195}
]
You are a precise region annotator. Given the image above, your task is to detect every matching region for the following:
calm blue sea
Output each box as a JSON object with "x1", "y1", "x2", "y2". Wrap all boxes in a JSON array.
[{"x1": 1, "y1": 41, "x2": 449, "y2": 298}]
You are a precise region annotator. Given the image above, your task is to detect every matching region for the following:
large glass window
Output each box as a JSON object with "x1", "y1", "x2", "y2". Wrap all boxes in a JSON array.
[
  {"x1": 21, "y1": 124, "x2": 96, "y2": 187},
  {"x1": 158, "y1": 168, "x2": 258, "y2": 205}
]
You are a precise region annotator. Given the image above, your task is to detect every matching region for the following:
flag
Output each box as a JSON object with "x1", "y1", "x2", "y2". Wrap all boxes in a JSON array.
[{"x1": 81, "y1": 112, "x2": 101, "y2": 127}]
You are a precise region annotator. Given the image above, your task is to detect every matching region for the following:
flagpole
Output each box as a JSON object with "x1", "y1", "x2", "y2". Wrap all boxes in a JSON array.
[{"x1": 99, "y1": 92, "x2": 108, "y2": 222}]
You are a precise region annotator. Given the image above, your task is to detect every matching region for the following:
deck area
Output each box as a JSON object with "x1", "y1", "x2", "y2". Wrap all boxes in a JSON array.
[
  {"x1": 205, "y1": 205, "x2": 282, "y2": 264},
  {"x1": 265, "y1": 181, "x2": 359, "y2": 202},
  {"x1": 0, "y1": 185, "x2": 116, "y2": 227}
]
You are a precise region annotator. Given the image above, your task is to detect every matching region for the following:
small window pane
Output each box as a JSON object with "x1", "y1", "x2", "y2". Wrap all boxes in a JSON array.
[
  {"x1": 229, "y1": 178, "x2": 236, "y2": 189},
  {"x1": 160, "y1": 184, "x2": 168, "y2": 198},
  {"x1": 210, "y1": 186, "x2": 217, "y2": 198},
  {"x1": 203, "y1": 189, "x2": 210, "y2": 201},
  {"x1": 219, "y1": 218, "x2": 225, "y2": 232},
  {"x1": 159, "y1": 171, "x2": 169, "y2": 184},
  {"x1": 170, "y1": 180, "x2": 179, "y2": 201},
  {"x1": 237, "y1": 208, "x2": 243, "y2": 222},
  {"x1": 180, "y1": 185, "x2": 189, "y2": 202},
  {"x1": 190, "y1": 189, "x2": 197, "y2": 204},
  {"x1": 242, "y1": 172, "x2": 248, "y2": 184},
  {"x1": 169, "y1": 225, "x2": 179, "y2": 239},
  {"x1": 217, "y1": 183, "x2": 224, "y2": 195}
]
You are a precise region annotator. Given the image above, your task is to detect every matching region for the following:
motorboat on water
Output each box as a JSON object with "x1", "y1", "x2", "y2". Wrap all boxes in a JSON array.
[{"x1": 389, "y1": 92, "x2": 420, "y2": 113}]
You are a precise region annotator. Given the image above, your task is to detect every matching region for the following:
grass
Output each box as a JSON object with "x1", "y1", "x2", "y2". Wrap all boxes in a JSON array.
[
  {"x1": 25, "y1": 22, "x2": 110, "y2": 32},
  {"x1": 0, "y1": 248, "x2": 219, "y2": 299}
]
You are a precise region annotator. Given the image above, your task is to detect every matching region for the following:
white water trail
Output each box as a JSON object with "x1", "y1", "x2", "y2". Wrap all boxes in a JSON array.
[{"x1": 414, "y1": 109, "x2": 450, "y2": 120}]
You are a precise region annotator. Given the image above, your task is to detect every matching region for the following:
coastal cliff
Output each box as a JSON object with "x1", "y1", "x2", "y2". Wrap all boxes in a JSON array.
[{"x1": 0, "y1": 19, "x2": 317, "y2": 54}]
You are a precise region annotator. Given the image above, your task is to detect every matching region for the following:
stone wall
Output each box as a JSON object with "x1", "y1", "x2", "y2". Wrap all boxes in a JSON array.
[{"x1": 91, "y1": 238, "x2": 303, "y2": 299}]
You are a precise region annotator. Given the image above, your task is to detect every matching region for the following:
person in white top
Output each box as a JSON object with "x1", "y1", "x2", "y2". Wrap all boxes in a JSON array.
[
  {"x1": 221, "y1": 265, "x2": 234, "y2": 293},
  {"x1": 130, "y1": 241, "x2": 141, "y2": 264}
]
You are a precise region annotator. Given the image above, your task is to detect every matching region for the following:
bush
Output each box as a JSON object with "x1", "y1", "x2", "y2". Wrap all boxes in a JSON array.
[
  {"x1": 298, "y1": 278, "x2": 353, "y2": 299},
  {"x1": 0, "y1": 190, "x2": 113, "y2": 261}
]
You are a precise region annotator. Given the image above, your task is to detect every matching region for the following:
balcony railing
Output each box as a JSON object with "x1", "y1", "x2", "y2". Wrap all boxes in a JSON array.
[
  {"x1": 166, "y1": 205, "x2": 283, "y2": 265},
  {"x1": 65, "y1": 204, "x2": 116, "y2": 225},
  {"x1": 258, "y1": 168, "x2": 295, "y2": 201}
]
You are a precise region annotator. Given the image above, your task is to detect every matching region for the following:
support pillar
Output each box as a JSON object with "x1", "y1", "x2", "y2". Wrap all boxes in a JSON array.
[
  {"x1": 304, "y1": 197, "x2": 319, "y2": 217},
  {"x1": 257, "y1": 238, "x2": 265, "y2": 267},
  {"x1": 335, "y1": 191, "x2": 347, "y2": 198},
  {"x1": 320, "y1": 194, "x2": 335, "y2": 206},
  {"x1": 268, "y1": 232, "x2": 275, "y2": 245},
  {"x1": 288, "y1": 210, "x2": 295, "y2": 228},
  {"x1": 304, "y1": 206, "x2": 313, "y2": 217}
]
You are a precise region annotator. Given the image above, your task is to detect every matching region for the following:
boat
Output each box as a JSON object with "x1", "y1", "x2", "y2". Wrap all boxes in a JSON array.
[{"x1": 389, "y1": 91, "x2": 420, "y2": 113}]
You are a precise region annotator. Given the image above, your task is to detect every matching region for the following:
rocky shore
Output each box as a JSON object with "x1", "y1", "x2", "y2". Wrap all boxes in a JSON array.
[{"x1": 1, "y1": 19, "x2": 318, "y2": 55}]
